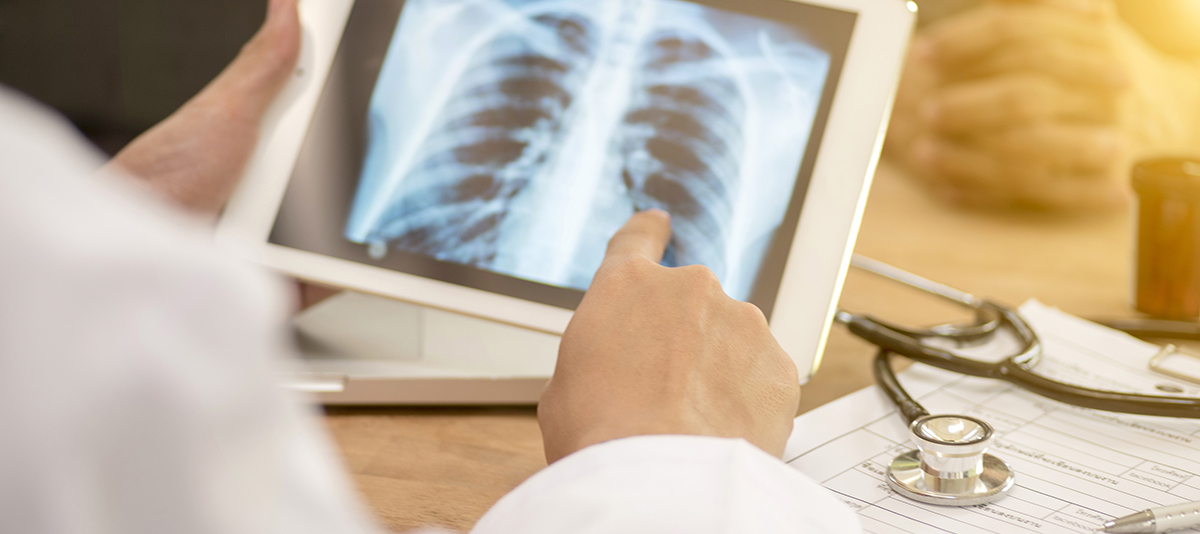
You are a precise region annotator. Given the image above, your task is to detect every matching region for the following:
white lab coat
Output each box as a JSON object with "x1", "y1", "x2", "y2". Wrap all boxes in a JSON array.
[{"x1": 0, "y1": 87, "x2": 860, "y2": 534}]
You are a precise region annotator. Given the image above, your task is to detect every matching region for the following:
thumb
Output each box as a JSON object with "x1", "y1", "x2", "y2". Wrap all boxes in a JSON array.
[
  {"x1": 104, "y1": 0, "x2": 302, "y2": 216},
  {"x1": 199, "y1": 0, "x2": 302, "y2": 121}
]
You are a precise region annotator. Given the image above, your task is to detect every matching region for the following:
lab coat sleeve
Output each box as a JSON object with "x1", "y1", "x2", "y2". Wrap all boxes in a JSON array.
[
  {"x1": 472, "y1": 435, "x2": 862, "y2": 534},
  {"x1": 0, "y1": 87, "x2": 384, "y2": 534}
]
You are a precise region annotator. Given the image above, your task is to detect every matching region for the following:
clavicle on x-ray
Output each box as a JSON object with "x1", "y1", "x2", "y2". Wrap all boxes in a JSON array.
[{"x1": 343, "y1": 0, "x2": 831, "y2": 300}]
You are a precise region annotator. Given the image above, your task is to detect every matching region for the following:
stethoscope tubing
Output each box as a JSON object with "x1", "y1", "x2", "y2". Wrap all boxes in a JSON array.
[{"x1": 872, "y1": 350, "x2": 929, "y2": 424}]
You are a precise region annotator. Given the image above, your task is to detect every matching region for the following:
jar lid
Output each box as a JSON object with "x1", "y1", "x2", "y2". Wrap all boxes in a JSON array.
[{"x1": 1133, "y1": 158, "x2": 1200, "y2": 198}]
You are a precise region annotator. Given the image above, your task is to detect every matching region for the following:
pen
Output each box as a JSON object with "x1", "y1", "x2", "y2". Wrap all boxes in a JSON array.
[{"x1": 1102, "y1": 501, "x2": 1200, "y2": 533}]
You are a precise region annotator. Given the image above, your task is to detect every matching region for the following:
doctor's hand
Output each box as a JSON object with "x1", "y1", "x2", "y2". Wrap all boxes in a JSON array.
[
  {"x1": 103, "y1": 0, "x2": 301, "y2": 218},
  {"x1": 888, "y1": 0, "x2": 1134, "y2": 211},
  {"x1": 538, "y1": 210, "x2": 801, "y2": 464}
]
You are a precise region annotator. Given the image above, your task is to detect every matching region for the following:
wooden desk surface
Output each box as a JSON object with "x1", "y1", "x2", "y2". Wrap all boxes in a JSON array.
[{"x1": 323, "y1": 161, "x2": 1136, "y2": 532}]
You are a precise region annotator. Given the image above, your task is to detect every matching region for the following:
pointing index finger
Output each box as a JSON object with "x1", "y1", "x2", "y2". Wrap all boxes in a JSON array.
[{"x1": 604, "y1": 209, "x2": 673, "y2": 265}]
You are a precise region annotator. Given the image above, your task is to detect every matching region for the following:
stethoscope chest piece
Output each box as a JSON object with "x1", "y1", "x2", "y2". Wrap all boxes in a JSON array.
[{"x1": 886, "y1": 414, "x2": 1016, "y2": 506}]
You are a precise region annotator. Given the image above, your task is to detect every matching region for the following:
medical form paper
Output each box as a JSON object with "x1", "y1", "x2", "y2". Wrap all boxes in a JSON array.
[{"x1": 785, "y1": 301, "x2": 1200, "y2": 533}]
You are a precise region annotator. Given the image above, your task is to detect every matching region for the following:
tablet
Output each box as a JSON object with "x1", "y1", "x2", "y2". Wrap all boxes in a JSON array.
[{"x1": 217, "y1": 0, "x2": 915, "y2": 380}]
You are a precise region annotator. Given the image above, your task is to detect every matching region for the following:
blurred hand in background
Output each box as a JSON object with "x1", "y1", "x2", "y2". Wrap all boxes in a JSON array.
[
  {"x1": 95, "y1": 0, "x2": 338, "y2": 309},
  {"x1": 886, "y1": 0, "x2": 1200, "y2": 211},
  {"x1": 102, "y1": 0, "x2": 301, "y2": 218}
]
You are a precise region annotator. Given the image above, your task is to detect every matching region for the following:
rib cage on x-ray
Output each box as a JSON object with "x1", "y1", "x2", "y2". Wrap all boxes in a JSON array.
[
  {"x1": 615, "y1": 30, "x2": 744, "y2": 276},
  {"x1": 363, "y1": 13, "x2": 598, "y2": 264},
  {"x1": 362, "y1": 5, "x2": 748, "y2": 279}
]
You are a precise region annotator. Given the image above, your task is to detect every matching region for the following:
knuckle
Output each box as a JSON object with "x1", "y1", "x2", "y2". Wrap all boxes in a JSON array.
[
  {"x1": 765, "y1": 353, "x2": 801, "y2": 409},
  {"x1": 733, "y1": 301, "x2": 769, "y2": 327},
  {"x1": 677, "y1": 264, "x2": 723, "y2": 292},
  {"x1": 596, "y1": 257, "x2": 653, "y2": 285},
  {"x1": 603, "y1": 231, "x2": 633, "y2": 257},
  {"x1": 770, "y1": 349, "x2": 799, "y2": 384}
]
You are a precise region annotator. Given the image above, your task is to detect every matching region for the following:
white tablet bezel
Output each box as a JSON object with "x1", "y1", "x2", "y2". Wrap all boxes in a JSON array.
[{"x1": 216, "y1": 0, "x2": 915, "y2": 379}]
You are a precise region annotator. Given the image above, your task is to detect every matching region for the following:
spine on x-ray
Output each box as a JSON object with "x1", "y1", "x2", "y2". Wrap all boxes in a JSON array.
[{"x1": 613, "y1": 29, "x2": 744, "y2": 276}]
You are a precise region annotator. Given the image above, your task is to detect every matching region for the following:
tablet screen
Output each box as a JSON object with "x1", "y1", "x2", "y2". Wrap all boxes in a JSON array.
[{"x1": 270, "y1": 0, "x2": 856, "y2": 316}]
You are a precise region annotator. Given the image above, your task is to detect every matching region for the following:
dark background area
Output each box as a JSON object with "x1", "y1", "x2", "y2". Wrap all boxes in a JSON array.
[{"x1": 0, "y1": 0, "x2": 265, "y2": 155}]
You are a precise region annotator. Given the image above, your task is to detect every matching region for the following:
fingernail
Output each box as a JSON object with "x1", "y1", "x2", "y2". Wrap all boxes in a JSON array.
[{"x1": 643, "y1": 208, "x2": 671, "y2": 221}]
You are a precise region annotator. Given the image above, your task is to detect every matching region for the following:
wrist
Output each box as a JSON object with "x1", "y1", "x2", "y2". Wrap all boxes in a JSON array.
[{"x1": 542, "y1": 406, "x2": 720, "y2": 464}]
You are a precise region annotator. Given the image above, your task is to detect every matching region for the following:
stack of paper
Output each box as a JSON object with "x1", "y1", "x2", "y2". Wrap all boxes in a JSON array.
[{"x1": 787, "y1": 301, "x2": 1200, "y2": 533}]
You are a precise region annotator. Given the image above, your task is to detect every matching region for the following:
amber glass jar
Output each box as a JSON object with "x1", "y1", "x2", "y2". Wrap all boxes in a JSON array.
[{"x1": 1133, "y1": 158, "x2": 1200, "y2": 319}]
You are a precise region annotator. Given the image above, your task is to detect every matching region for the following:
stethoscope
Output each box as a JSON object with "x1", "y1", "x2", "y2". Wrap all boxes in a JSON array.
[{"x1": 834, "y1": 255, "x2": 1200, "y2": 506}]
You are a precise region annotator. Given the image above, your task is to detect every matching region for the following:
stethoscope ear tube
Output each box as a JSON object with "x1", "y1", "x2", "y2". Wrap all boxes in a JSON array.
[
  {"x1": 846, "y1": 310, "x2": 1200, "y2": 419},
  {"x1": 839, "y1": 311, "x2": 999, "y2": 377},
  {"x1": 841, "y1": 310, "x2": 1200, "y2": 419},
  {"x1": 997, "y1": 360, "x2": 1200, "y2": 418}
]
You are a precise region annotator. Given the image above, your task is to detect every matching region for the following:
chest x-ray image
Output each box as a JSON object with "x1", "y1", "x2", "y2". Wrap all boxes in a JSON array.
[{"x1": 344, "y1": 0, "x2": 831, "y2": 300}]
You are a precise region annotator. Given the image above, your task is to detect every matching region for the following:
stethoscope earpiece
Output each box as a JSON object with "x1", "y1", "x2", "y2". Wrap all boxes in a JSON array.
[{"x1": 886, "y1": 414, "x2": 1015, "y2": 506}]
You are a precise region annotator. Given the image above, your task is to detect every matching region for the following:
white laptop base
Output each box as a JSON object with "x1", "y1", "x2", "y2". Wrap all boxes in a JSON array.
[{"x1": 283, "y1": 292, "x2": 559, "y2": 405}]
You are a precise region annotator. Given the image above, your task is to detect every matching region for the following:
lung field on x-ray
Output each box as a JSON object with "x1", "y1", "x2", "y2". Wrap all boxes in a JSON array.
[{"x1": 361, "y1": 13, "x2": 598, "y2": 264}]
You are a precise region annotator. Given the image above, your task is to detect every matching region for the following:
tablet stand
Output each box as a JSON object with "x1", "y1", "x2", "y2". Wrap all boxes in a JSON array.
[{"x1": 280, "y1": 291, "x2": 559, "y2": 405}]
